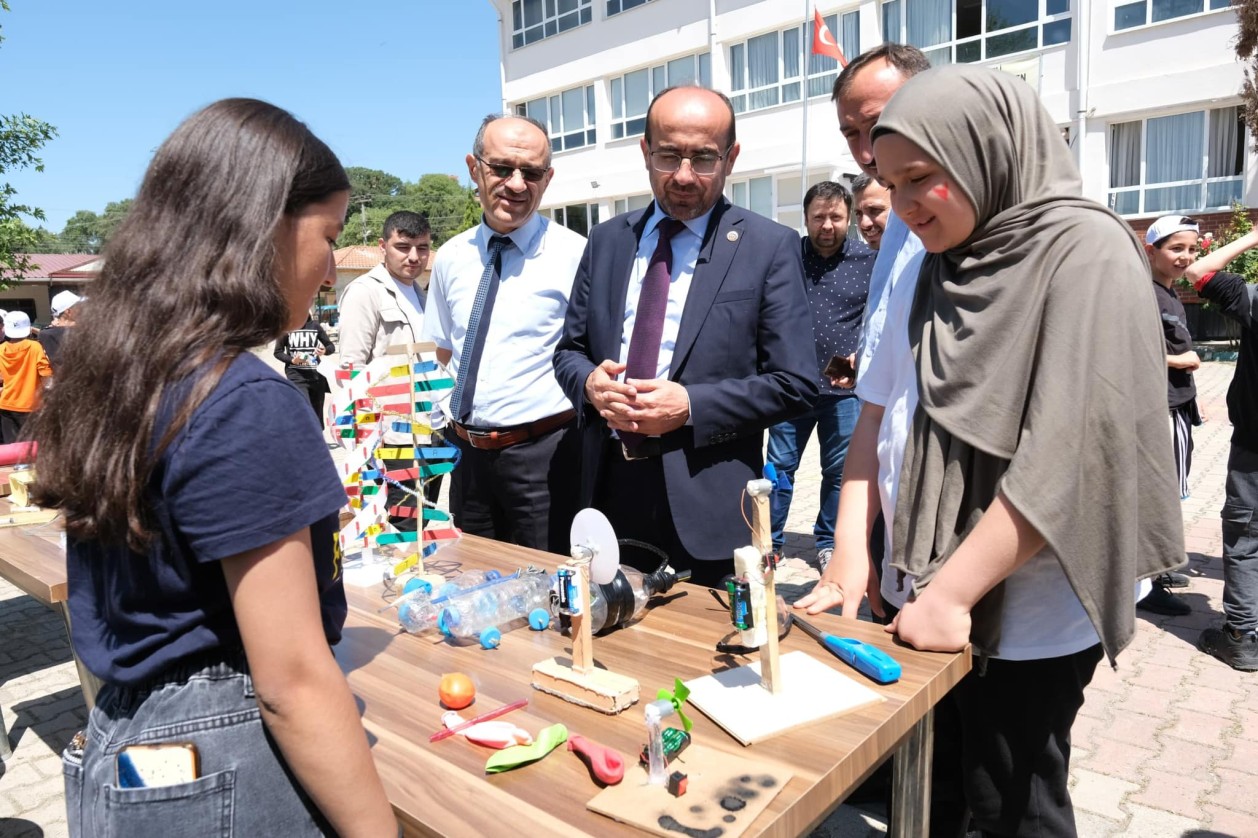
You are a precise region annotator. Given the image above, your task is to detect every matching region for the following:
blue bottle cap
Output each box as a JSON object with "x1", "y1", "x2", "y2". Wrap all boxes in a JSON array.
[
  {"x1": 528, "y1": 608, "x2": 551, "y2": 631},
  {"x1": 437, "y1": 608, "x2": 457, "y2": 636},
  {"x1": 479, "y1": 627, "x2": 502, "y2": 649},
  {"x1": 402, "y1": 578, "x2": 432, "y2": 597},
  {"x1": 485, "y1": 570, "x2": 503, "y2": 581}
]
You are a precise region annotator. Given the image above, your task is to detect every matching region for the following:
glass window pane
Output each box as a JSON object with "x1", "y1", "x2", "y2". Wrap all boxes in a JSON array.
[
  {"x1": 986, "y1": 27, "x2": 1037, "y2": 57},
  {"x1": 907, "y1": 0, "x2": 951, "y2": 48},
  {"x1": 925, "y1": 46, "x2": 951, "y2": 65},
  {"x1": 747, "y1": 32, "x2": 779, "y2": 88},
  {"x1": 1109, "y1": 121, "x2": 1141, "y2": 188},
  {"x1": 559, "y1": 0, "x2": 577, "y2": 12},
  {"x1": 1207, "y1": 106, "x2": 1244, "y2": 178},
  {"x1": 751, "y1": 88, "x2": 780, "y2": 109},
  {"x1": 614, "y1": 198, "x2": 627, "y2": 215},
  {"x1": 778, "y1": 209, "x2": 804, "y2": 231},
  {"x1": 629, "y1": 194, "x2": 652, "y2": 211},
  {"x1": 957, "y1": 40, "x2": 982, "y2": 62},
  {"x1": 1109, "y1": 191, "x2": 1140, "y2": 215},
  {"x1": 1145, "y1": 184, "x2": 1201, "y2": 213},
  {"x1": 841, "y1": 11, "x2": 860, "y2": 62},
  {"x1": 1151, "y1": 0, "x2": 1202, "y2": 21},
  {"x1": 524, "y1": 0, "x2": 543, "y2": 26},
  {"x1": 699, "y1": 53, "x2": 711, "y2": 86},
  {"x1": 562, "y1": 88, "x2": 585, "y2": 133},
  {"x1": 611, "y1": 77, "x2": 624, "y2": 119},
  {"x1": 731, "y1": 93, "x2": 747, "y2": 113},
  {"x1": 513, "y1": 1, "x2": 523, "y2": 30},
  {"x1": 625, "y1": 69, "x2": 650, "y2": 118},
  {"x1": 784, "y1": 28, "x2": 801, "y2": 79},
  {"x1": 883, "y1": 0, "x2": 903, "y2": 42},
  {"x1": 1209, "y1": 0, "x2": 1231, "y2": 8},
  {"x1": 1046, "y1": 0, "x2": 1069, "y2": 13},
  {"x1": 778, "y1": 176, "x2": 803, "y2": 207},
  {"x1": 1206, "y1": 180, "x2": 1242, "y2": 208},
  {"x1": 587, "y1": 86, "x2": 595, "y2": 123},
  {"x1": 1114, "y1": 1, "x2": 1146, "y2": 28},
  {"x1": 957, "y1": 0, "x2": 981, "y2": 38},
  {"x1": 653, "y1": 66, "x2": 666, "y2": 94},
  {"x1": 749, "y1": 177, "x2": 773, "y2": 217},
  {"x1": 527, "y1": 97, "x2": 548, "y2": 129},
  {"x1": 987, "y1": 0, "x2": 1038, "y2": 30},
  {"x1": 668, "y1": 56, "x2": 696, "y2": 85},
  {"x1": 732, "y1": 181, "x2": 748, "y2": 207},
  {"x1": 1043, "y1": 19, "x2": 1071, "y2": 45},
  {"x1": 1146, "y1": 111, "x2": 1203, "y2": 183},
  {"x1": 783, "y1": 82, "x2": 802, "y2": 103},
  {"x1": 564, "y1": 204, "x2": 590, "y2": 237},
  {"x1": 809, "y1": 72, "x2": 837, "y2": 97},
  {"x1": 550, "y1": 95, "x2": 563, "y2": 129},
  {"x1": 627, "y1": 116, "x2": 646, "y2": 136},
  {"x1": 730, "y1": 44, "x2": 746, "y2": 91}
]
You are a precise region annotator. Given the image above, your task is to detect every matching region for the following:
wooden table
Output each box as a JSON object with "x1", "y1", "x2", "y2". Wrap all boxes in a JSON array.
[
  {"x1": 0, "y1": 506, "x2": 103, "y2": 760},
  {"x1": 336, "y1": 535, "x2": 970, "y2": 837}
]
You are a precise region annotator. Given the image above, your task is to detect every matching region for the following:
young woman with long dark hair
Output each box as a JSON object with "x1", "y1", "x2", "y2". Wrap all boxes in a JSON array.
[{"x1": 30, "y1": 98, "x2": 396, "y2": 837}]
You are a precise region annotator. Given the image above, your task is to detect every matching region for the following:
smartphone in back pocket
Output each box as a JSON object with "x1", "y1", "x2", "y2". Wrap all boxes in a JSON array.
[{"x1": 116, "y1": 742, "x2": 200, "y2": 788}]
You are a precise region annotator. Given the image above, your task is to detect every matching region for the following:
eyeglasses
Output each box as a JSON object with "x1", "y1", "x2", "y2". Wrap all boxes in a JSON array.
[
  {"x1": 648, "y1": 146, "x2": 732, "y2": 176},
  {"x1": 475, "y1": 156, "x2": 548, "y2": 183}
]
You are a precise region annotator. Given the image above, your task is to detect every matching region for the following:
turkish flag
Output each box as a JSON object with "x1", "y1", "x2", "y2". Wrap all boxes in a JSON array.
[{"x1": 811, "y1": 7, "x2": 847, "y2": 66}]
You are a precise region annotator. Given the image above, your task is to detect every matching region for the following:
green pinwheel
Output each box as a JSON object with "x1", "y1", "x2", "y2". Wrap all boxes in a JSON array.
[{"x1": 656, "y1": 677, "x2": 692, "y2": 732}]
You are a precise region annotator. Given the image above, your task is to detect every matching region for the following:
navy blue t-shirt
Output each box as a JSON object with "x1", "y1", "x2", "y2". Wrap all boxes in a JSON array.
[{"x1": 66, "y1": 353, "x2": 348, "y2": 687}]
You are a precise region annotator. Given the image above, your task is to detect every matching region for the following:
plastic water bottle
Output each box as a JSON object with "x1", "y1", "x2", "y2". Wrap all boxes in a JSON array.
[
  {"x1": 576, "y1": 564, "x2": 689, "y2": 635},
  {"x1": 437, "y1": 571, "x2": 554, "y2": 649},
  {"x1": 395, "y1": 569, "x2": 503, "y2": 634}
]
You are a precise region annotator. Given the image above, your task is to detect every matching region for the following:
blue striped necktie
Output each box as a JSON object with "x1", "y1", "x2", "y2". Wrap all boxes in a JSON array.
[{"x1": 450, "y1": 234, "x2": 511, "y2": 423}]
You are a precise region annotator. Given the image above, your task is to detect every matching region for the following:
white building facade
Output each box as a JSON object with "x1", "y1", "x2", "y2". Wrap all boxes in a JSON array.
[{"x1": 488, "y1": 0, "x2": 1250, "y2": 239}]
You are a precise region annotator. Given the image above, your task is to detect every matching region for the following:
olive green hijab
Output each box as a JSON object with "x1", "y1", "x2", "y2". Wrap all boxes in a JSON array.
[{"x1": 872, "y1": 65, "x2": 1183, "y2": 663}]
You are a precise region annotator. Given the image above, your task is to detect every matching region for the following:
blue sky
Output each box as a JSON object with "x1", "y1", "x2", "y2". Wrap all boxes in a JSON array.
[{"x1": 2, "y1": 0, "x2": 503, "y2": 235}]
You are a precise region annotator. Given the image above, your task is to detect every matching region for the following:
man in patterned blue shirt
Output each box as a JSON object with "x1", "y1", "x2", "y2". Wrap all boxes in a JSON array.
[{"x1": 765, "y1": 181, "x2": 874, "y2": 568}]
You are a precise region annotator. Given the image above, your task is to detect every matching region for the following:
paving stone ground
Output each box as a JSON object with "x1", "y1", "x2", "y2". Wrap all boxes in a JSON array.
[{"x1": 3, "y1": 360, "x2": 1255, "y2": 837}]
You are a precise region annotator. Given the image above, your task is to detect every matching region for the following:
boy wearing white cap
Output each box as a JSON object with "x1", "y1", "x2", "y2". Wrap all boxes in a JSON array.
[
  {"x1": 39, "y1": 290, "x2": 84, "y2": 367},
  {"x1": 0, "y1": 310, "x2": 53, "y2": 443},
  {"x1": 1184, "y1": 221, "x2": 1258, "y2": 671}
]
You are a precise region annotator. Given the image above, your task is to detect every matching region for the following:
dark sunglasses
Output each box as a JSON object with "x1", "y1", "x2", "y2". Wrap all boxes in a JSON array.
[{"x1": 475, "y1": 156, "x2": 548, "y2": 183}]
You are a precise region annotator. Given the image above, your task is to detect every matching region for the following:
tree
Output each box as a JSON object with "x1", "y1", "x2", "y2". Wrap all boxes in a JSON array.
[
  {"x1": 1237, "y1": 0, "x2": 1258, "y2": 151},
  {"x1": 0, "y1": 1, "x2": 58, "y2": 285},
  {"x1": 55, "y1": 199, "x2": 134, "y2": 254}
]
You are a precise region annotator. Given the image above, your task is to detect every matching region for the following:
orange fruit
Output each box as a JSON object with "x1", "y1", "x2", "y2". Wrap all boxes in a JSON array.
[{"x1": 438, "y1": 672, "x2": 476, "y2": 710}]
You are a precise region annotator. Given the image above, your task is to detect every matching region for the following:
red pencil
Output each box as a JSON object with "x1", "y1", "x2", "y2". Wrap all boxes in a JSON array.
[{"x1": 429, "y1": 698, "x2": 529, "y2": 743}]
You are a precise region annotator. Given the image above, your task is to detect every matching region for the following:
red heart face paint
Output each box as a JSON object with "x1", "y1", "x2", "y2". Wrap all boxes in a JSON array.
[{"x1": 931, "y1": 183, "x2": 950, "y2": 201}]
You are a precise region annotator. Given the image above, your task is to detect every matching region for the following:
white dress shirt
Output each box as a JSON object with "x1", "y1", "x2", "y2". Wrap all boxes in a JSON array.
[
  {"x1": 616, "y1": 204, "x2": 716, "y2": 379},
  {"x1": 421, "y1": 213, "x2": 585, "y2": 427}
]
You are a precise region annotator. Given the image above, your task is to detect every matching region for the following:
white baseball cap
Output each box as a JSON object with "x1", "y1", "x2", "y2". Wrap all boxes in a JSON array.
[
  {"x1": 3, "y1": 311, "x2": 32, "y2": 339},
  {"x1": 1145, "y1": 215, "x2": 1200, "y2": 246},
  {"x1": 51, "y1": 290, "x2": 84, "y2": 317}
]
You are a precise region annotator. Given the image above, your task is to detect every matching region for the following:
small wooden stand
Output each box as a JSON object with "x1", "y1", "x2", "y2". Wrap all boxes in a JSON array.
[
  {"x1": 532, "y1": 555, "x2": 639, "y2": 714},
  {"x1": 747, "y1": 479, "x2": 782, "y2": 694},
  {"x1": 9, "y1": 470, "x2": 37, "y2": 508}
]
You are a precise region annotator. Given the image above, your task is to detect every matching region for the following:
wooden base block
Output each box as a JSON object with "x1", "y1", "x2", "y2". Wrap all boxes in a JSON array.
[
  {"x1": 0, "y1": 508, "x2": 59, "y2": 528},
  {"x1": 685, "y1": 651, "x2": 884, "y2": 745},
  {"x1": 9, "y1": 470, "x2": 36, "y2": 508},
  {"x1": 587, "y1": 743, "x2": 791, "y2": 838},
  {"x1": 531, "y1": 657, "x2": 640, "y2": 714}
]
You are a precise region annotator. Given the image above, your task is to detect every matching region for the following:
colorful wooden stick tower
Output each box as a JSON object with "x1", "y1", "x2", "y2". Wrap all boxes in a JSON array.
[{"x1": 330, "y1": 342, "x2": 461, "y2": 577}]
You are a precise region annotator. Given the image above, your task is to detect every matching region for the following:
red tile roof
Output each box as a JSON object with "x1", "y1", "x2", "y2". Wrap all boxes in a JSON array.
[
  {"x1": 4, "y1": 253, "x2": 97, "y2": 280},
  {"x1": 334, "y1": 246, "x2": 381, "y2": 271}
]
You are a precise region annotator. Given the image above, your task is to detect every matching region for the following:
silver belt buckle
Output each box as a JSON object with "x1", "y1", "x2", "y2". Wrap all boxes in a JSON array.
[{"x1": 621, "y1": 441, "x2": 645, "y2": 461}]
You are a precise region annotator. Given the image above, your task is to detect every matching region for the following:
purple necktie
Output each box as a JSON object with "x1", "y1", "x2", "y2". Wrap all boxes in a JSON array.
[{"x1": 620, "y1": 218, "x2": 684, "y2": 450}]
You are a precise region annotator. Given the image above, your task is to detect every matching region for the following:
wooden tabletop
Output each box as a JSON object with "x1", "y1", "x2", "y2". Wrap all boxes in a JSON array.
[
  {"x1": 337, "y1": 535, "x2": 970, "y2": 837},
  {"x1": 0, "y1": 507, "x2": 66, "y2": 607}
]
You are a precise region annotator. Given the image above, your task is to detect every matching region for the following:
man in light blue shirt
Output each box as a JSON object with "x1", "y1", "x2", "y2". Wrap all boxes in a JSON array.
[{"x1": 422, "y1": 115, "x2": 586, "y2": 553}]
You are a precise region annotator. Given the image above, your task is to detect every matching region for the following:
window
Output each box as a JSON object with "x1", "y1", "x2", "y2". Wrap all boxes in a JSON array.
[
  {"x1": 515, "y1": 85, "x2": 597, "y2": 152},
  {"x1": 611, "y1": 54, "x2": 712, "y2": 139},
  {"x1": 1107, "y1": 106, "x2": 1244, "y2": 215},
  {"x1": 882, "y1": 0, "x2": 1070, "y2": 65},
  {"x1": 608, "y1": 0, "x2": 655, "y2": 15},
  {"x1": 614, "y1": 194, "x2": 654, "y2": 216},
  {"x1": 512, "y1": 0, "x2": 592, "y2": 49},
  {"x1": 728, "y1": 11, "x2": 859, "y2": 114},
  {"x1": 728, "y1": 171, "x2": 831, "y2": 229},
  {"x1": 550, "y1": 203, "x2": 600, "y2": 237},
  {"x1": 1114, "y1": 0, "x2": 1231, "y2": 29}
]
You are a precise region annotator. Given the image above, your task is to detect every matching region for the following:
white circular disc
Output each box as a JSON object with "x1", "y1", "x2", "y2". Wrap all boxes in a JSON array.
[{"x1": 570, "y1": 508, "x2": 619, "y2": 585}]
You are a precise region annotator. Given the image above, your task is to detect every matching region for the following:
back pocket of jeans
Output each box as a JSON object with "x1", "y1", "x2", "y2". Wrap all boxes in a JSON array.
[
  {"x1": 103, "y1": 770, "x2": 234, "y2": 838},
  {"x1": 62, "y1": 734, "x2": 85, "y2": 838}
]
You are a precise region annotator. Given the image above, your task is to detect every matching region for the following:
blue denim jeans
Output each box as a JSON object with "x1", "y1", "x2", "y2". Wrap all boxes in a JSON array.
[
  {"x1": 1222, "y1": 444, "x2": 1258, "y2": 634},
  {"x1": 63, "y1": 651, "x2": 332, "y2": 838},
  {"x1": 765, "y1": 394, "x2": 860, "y2": 551}
]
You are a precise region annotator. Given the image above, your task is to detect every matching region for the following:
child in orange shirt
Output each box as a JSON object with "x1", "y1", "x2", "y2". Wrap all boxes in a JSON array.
[{"x1": 0, "y1": 311, "x2": 53, "y2": 443}]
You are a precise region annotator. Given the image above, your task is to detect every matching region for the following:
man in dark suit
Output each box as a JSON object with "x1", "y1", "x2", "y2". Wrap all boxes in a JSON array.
[{"x1": 553, "y1": 85, "x2": 818, "y2": 586}]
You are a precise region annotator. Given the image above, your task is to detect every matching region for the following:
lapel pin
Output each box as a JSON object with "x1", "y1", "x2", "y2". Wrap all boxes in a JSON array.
[{"x1": 726, "y1": 230, "x2": 739, "y2": 242}]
